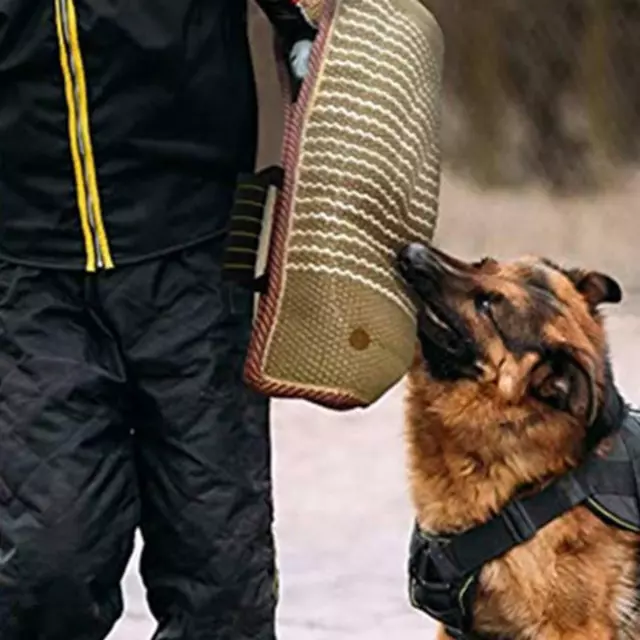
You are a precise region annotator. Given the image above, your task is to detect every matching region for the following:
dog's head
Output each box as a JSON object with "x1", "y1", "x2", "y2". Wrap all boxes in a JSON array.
[{"x1": 397, "y1": 242, "x2": 622, "y2": 431}]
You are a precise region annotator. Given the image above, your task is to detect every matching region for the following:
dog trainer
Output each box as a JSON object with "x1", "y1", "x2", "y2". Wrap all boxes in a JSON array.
[{"x1": 0, "y1": 2, "x2": 314, "y2": 638}]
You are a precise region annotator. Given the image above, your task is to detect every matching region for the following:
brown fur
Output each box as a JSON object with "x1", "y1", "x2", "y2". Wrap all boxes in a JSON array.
[{"x1": 399, "y1": 245, "x2": 639, "y2": 639}]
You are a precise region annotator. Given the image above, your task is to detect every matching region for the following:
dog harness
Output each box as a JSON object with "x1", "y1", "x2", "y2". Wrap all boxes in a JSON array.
[{"x1": 408, "y1": 398, "x2": 640, "y2": 639}]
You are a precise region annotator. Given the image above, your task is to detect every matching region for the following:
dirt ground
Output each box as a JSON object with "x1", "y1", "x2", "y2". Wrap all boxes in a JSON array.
[{"x1": 107, "y1": 5, "x2": 640, "y2": 638}]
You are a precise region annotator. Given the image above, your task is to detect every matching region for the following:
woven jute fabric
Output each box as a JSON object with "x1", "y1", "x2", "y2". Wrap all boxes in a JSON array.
[{"x1": 245, "y1": 0, "x2": 444, "y2": 409}]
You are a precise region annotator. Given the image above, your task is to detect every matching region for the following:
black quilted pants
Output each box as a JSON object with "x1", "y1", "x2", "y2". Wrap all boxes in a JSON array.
[{"x1": 0, "y1": 241, "x2": 276, "y2": 639}]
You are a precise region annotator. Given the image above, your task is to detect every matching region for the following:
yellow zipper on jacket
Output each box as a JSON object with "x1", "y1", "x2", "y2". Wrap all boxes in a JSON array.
[{"x1": 55, "y1": 0, "x2": 114, "y2": 271}]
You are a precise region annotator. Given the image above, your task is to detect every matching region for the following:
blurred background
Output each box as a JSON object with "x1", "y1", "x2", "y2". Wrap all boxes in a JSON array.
[
  {"x1": 251, "y1": 0, "x2": 640, "y2": 286},
  {"x1": 110, "y1": 1, "x2": 640, "y2": 638}
]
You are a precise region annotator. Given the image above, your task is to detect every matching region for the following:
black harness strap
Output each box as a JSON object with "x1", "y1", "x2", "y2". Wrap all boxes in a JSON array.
[
  {"x1": 443, "y1": 474, "x2": 589, "y2": 579},
  {"x1": 410, "y1": 473, "x2": 591, "y2": 637}
]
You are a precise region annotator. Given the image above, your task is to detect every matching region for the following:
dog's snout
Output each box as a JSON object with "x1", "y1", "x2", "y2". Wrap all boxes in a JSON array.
[{"x1": 397, "y1": 243, "x2": 428, "y2": 274}]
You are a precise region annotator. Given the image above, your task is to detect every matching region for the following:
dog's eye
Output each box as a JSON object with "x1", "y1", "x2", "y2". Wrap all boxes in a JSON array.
[{"x1": 474, "y1": 292, "x2": 501, "y2": 314}]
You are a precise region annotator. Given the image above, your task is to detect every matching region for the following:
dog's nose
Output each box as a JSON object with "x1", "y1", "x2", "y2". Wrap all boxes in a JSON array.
[{"x1": 397, "y1": 243, "x2": 427, "y2": 275}]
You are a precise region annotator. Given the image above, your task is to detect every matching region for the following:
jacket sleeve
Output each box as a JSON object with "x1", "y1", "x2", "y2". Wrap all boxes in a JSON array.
[{"x1": 254, "y1": 0, "x2": 317, "y2": 49}]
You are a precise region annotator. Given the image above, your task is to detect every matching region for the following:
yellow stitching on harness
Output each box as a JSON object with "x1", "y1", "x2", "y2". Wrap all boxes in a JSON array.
[
  {"x1": 65, "y1": 0, "x2": 114, "y2": 269},
  {"x1": 54, "y1": 0, "x2": 96, "y2": 272},
  {"x1": 458, "y1": 574, "x2": 476, "y2": 615},
  {"x1": 586, "y1": 497, "x2": 640, "y2": 533}
]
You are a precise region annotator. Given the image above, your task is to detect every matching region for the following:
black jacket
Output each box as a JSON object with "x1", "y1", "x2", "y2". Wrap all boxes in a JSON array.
[{"x1": 0, "y1": 0, "x2": 315, "y2": 271}]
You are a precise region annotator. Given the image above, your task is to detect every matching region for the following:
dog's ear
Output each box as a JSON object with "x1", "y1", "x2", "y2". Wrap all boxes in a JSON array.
[
  {"x1": 565, "y1": 269, "x2": 622, "y2": 308},
  {"x1": 531, "y1": 347, "x2": 598, "y2": 425}
]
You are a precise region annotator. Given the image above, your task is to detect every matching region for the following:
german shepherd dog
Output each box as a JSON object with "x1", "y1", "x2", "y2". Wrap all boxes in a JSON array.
[{"x1": 396, "y1": 242, "x2": 639, "y2": 639}]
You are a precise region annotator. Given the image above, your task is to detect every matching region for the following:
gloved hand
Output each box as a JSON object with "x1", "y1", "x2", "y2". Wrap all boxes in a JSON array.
[
  {"x1": 289, "y1": 38, "x2": 314, "y2": 81},
  {"x1": 254, "y1": 0, "x2": 317, "y2": 100},
  {"x1": 287, "y1": 37, "x2": 315, "y2": 101}
]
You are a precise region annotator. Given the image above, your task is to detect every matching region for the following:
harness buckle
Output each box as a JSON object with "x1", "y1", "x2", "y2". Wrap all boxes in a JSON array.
[
  {"x1": 410, "y1": 532, "x2": 476, "y2": 635},
  {"x1": 502, "y1": 500, "x2": 537, "y2": 544}
]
